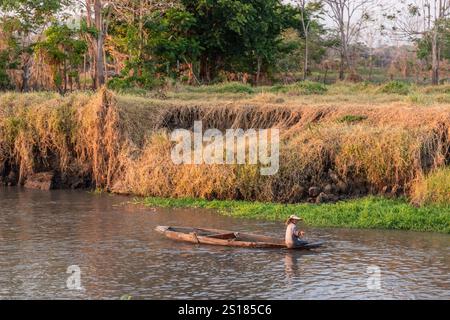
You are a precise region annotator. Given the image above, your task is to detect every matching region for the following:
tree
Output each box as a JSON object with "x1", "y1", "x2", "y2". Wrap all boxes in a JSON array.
[
  {"x1": 362, "y1": 27, "x2": 378, "y2": 81},
  {"x1": 0, "y1": 18, "x2": 20, "y2": 90},
  {"x1": 106, "y1": 0, "x2": 179, "y2": 64},
  {"x1": 107, "y1": 6, "x2": 200, "y2": 89},
  {"x1": 392, "y1": 0, "x2": 450, "y2": 85},
  {"x1": 324, "y1": 0, "x2": 376, "y2": 80},
  {"x1": 295, "y1": 0, "x2": 324, "y2": 80},
  {"x1": 180, "y1": 0, "x2": 292, "y2": 83},
  {"x1": 105, "y1": 0, "x2": 180, "y2": 86},
  {"x1": 76, "y1": 0, "x2": 112, "y2": 88},
  {"x1": 35, "y1": 24, "x2": 88, "y2": 93},
  {"x1": 0, "y1": 0, "x2": 67, "y2": 91},
  {"x1": 75, "y1": 0, "x2": 180, "y2": 89},
  {"x1": 0, "y1": 50, "x2": 13, "y2": 90},
  {"x1": 240, "y1": 0, "x2": 293, "y2": 84},
  {"x1": 146, "y1": 9, "x2": 200, "y2": 82}
]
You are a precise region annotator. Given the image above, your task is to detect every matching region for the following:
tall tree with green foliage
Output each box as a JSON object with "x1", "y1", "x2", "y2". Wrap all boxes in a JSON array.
[
  {"x1": 0, "y1": 0, "x2": 67, "y2": 91},
  {"x1": 94, "y1": 0, "x2": 180, "y2": 89},
  {"x1": 35, "y1": 24, "x2": 87, "y2": 93},
  {"x1": 107, "y1": 0, "x2": 299, "y2": 85},
  {"x1": 180, "y1": 0, "x2": 294, "y2": 83},
  {"x1": 75, "y1": 0, "x2": 111, "y2": 89},
  {"x1": 146, "y1": 8, "x2": 201, "y2": 82}
]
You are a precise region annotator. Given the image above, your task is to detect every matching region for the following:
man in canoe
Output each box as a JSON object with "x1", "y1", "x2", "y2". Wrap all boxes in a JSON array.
[{"x1": 285, "y1": 215, "x2": 308, "y2": 249}]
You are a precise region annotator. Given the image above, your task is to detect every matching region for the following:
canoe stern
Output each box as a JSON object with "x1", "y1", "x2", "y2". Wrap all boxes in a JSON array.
[{"x1": 155, "y1": 226, "x2": 169, "y2": 234}]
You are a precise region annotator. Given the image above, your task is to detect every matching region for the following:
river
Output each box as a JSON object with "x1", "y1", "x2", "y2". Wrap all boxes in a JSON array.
[{"x1": 0, "y1": 188, "x2": 448, "y2": 300}]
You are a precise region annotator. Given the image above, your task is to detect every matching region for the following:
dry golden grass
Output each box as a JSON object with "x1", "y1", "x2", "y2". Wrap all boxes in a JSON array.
[
  {"x1": 0, "y1": 87, "x2": 448, "y2": 206},
  {"x1": 411, "y1": 167, "x2": 450, "y2": 206},
  {"x1": 0, "y1": 92, "x2": 92, "y2": 183}
]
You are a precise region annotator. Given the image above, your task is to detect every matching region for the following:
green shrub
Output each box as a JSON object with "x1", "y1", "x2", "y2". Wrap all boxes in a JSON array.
[
  {"x1": 295, "y1": 81, "x2": 328, "y2": 95},
  {"x1": 338, "y1": 115, "x2": 368, "y2": 124},
  {"x1": 108, "y1": 74, "x2": 163, "y2": 92},
  {"x1": 379, "y1": 81, "x2": 411, "y2": 95}
]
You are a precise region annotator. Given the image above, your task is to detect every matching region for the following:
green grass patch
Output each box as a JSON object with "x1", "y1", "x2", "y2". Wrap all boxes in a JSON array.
[
  {"x1": 269, "y1": 81, "x2": 328, "y2": 95},
  {"x1": 138, "y1": 196, "x2": 450, "y2": 234},
  {"x1": 338, "y1": 114, "x2": 368, "y2": 124},
  {"x1": 379, "y1": 81, "x2": 411, "y2": 95},
  {"x1": 187, "y1": 82, "x2": 255, "y2": 94}
]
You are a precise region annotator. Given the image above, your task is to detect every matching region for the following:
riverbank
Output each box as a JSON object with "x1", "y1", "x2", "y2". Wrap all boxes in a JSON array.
[
  {"x1": 139, "y1": 196, "x2": 450, "y2": 234},
  {"x1": 0, "y1": 85, "x2": 448, "y2": 233}
]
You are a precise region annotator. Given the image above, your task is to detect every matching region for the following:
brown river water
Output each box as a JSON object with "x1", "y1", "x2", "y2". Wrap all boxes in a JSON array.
[{"x1": 0, "y1": 188, "x2": 448, "y2": 300}]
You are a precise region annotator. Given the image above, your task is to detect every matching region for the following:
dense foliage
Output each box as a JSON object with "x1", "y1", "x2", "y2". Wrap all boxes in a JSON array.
[{"x1": 0, "y1": 0, "x2": 449, "y2": 92}]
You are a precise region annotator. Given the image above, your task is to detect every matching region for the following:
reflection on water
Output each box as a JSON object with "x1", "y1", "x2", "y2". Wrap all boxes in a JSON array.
[{"x1": 0, "y1": 188, "x2": 449, "y2": 300}]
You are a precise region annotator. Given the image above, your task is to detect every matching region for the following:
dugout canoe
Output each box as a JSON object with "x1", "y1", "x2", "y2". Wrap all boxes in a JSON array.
[{"x1": 155, "y1": 226, "x2": 323, "y2": 250}]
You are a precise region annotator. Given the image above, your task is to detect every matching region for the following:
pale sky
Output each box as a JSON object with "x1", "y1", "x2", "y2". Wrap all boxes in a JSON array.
[{"x1": 284, "y1": 0, "x2": 415, "y2": 47}]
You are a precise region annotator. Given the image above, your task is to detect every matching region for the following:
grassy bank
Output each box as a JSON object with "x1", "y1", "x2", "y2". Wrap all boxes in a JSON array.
[
  {"x1": 136, "y1": 81, "x2": 450, "y2": 106},
  {"x1": 139, "y1": 196, "x2": 450, "y2": 234}
]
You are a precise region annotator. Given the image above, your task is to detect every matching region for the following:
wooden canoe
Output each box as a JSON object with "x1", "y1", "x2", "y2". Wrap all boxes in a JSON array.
[{"x1": 155, "y1": 226, "x2": 323, "y2": 250}]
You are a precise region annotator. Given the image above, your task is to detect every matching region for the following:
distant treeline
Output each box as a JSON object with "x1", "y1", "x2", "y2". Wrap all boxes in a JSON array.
[{"x1": 0, "y1": 0, "x2": 449, "y2": 93}]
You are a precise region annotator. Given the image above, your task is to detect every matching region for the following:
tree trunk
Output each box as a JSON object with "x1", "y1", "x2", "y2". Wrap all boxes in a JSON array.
[
  {"x1": 187, "y1": 62, "x2": 193, "y2": 85},
  {"x1": 431, "y1": 30, "x2": 439, "y2": 85},
  {"x1": 345, "y1": 47, "x2": 353, "y2": 75},
  {"x1": 368, "y1": 46, "x2": 374, "y2": 82},
  {"x1": 21, "y1": 66, "x2": 30, "y2": 92},
  {"x1": 83, "y1": 54, "x2": 87, "y2": 90},
  {"x1": 339, "y1": 22, "x2": 346, "y2": 81},
  {"x1": 339, "y1": 51, "x2": 345, "y2": 81},
  {"x1": 303, "y1": 35, "x2": 309, "y2": 81},
  {"x1": 200, "y1": 55, "x2": 211, "y2": 83},
  {"x1": 138, "y1": 1, "x2": 144, "y2": 61},
  {"x1": 76, "y1": 69, "x2": 81, "y2": 90},
  {"x1": 256, "y1": 56, "x2": 262, "y2": 85},
  {"x1": 69, "y1": 73, "x2": 73, "y2": 92},
  {"x1": 90, "y1": 57, "x2": 97, "y2": 90},
  {"x1": 63, "y1": 58, "x2": 67, "y2": 93},
  {"x1": 21, "y1": 55, "x2": 32, "y2": 92},
  {"x1": 94, "y1": 0, "x2": 105, "y2": 87},
  {"x1": 57, "y1": 68, "x2": 64, "y2": 95},
  {"x1": 103, "y1": 47, "x2": 108, "y2": 84}
]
